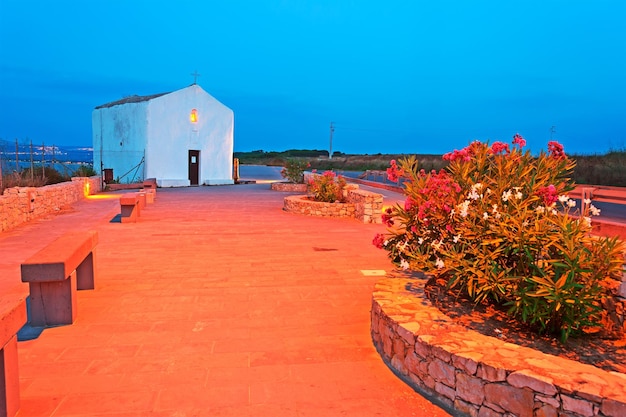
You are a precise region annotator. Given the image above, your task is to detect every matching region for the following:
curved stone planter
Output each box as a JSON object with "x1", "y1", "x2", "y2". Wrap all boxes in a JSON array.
[
  {"x1": 371, "y1": 275, "x2": 626, "y2": 417},
  {"x1": 283, "y1": 195, "x2": 356, "y2": 219},
  {"x1": 270, "y1": 182, "x2": 308, "y2": 192}
]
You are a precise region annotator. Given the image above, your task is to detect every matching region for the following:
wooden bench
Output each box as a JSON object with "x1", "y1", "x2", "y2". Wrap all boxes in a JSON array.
[
  {"x1": 143, "y1": 178, "x2": 157, "y2": 189},
  {"x1": 20, "y1": 231, "x2": 98, "y2": 327},
  {"x1": 120, "y1": 194, "x2": 141, "y2": 223},
  {"x1": 0, "y1": 287, "x2": 27, "y2": 417},
  {"x1": 143, "y1": 178, "x2": 157, "y2": 204}
]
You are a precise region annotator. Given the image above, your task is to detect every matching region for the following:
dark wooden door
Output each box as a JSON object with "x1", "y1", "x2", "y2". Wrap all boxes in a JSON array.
[{"x1": 188, "y1": 150, "x2": 200, "y2": 186}]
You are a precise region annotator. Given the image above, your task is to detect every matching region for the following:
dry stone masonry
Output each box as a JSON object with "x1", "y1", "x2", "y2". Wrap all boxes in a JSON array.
[
  {"x1": 371, "y1": 275, "x2": 626, "y2": 417},
  {"x1": 0, "y1": 177, "x2": 101, "y2": 233},
  {"x1": 283, "y1": 184, "x2": 383, "y2": 223}
]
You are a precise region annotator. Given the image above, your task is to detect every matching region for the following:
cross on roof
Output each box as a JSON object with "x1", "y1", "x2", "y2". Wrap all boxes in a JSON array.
[{"x1": 191, "y1": 70, "x2": 201, "y2": 84}]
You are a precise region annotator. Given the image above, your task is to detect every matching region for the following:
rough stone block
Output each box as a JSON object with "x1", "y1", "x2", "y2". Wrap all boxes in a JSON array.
[
  {"x1": 561, "y1": 395, "x2": 594, "y2": 417},
  {"x1": 435, "y1": 381, "x2": 456, "y2": 401},
  {"x1": 484, "y1": 383, "x2": 534, "y2": 417},
  {"x1": 454, "y1": 398, "x2": 479, "y2": 417},
  {"x1": 601, "y1": 398, "x2": 626, "y2": 417},
  {"x1": 456, "y1": 373, "x2": 485, "y2": 405},
  {"x1": 477, "y1": 363, "x2": 507, "y2": 382},
  {"x1": 507, "y1": 369, "x2": 557, "y2": 396},
  {"x1": 428, "y1": 358, "x2": 455, "y2": 387},
  {"x1": 477, "y1": 406, "x2": 501, "y2": 417}
]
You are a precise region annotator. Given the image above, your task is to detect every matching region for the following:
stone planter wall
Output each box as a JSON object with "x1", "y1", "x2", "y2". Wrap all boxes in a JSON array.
[
  {"x1": 346, "y1": 188, "x2": 383, "y2": 224},
  {"x1": 283, "y1": 186, "x2": 383, "y2": 223},
  {"x1": 0, "y1": 176, "x2": 102, "y2": 233},
  {"x1": 271, "y1": 182, "x2": 308, "y2": 192},
  {"x1": 371, "y1": 275, "x2": 626, "y2": 417},
  {"x1": 283, "y1": 195, "x2": 357, "y2": 219}
]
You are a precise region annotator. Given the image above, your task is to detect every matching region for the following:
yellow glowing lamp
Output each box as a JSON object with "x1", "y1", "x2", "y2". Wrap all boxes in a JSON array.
[{"x1": 190, "y1": 109, "x2": 198, "y2": 123}]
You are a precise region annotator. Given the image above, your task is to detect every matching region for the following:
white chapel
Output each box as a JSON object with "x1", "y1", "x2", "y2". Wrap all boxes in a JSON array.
[{"x1": 92, "y1": 83, "x2": 234, "y2": 187}]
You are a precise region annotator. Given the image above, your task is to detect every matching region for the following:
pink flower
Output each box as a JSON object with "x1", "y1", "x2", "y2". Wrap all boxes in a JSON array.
[
  {"x1": 382, "y1": 207, "x2": 395, "y2": 226},
  {"x1": 548, "y1": 141, "x2": 566, "y2": 159},
  {"x1": 404, "y1": 197, "x2": 414, "y2": 211},
  {"x1": 537, "y1": 184, "x2": 558, "y2": 206},
  {"x1": 443, "y1": 148, "x2": 471, "y2": 162},
  {"x1": 372, "y1": 233, "x2": 386, "y2": 249},
  {"x1": 489, "y1": 141, "x2": 510, "y2": 155},
  {"x1": 386, "y1": 159, "x2": 403, "y2": 182},
  {"x1": 512, "y1": 133, "x2": 526, "y2": 148}
]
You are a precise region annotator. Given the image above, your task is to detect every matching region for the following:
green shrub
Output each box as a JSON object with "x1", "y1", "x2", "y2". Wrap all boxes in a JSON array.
[
  {"x1": 280, "y1": 159, "x2": 309, "y2": 184},
  {"x1": 73, "y1": 165, "x2": 97, "y2": 177},
  {"x1": 20, "y1": 167, "x2": 70, "y2": 185},
  {"x1": 374, "y1": 135, "x2": 625, "y2": 342}
]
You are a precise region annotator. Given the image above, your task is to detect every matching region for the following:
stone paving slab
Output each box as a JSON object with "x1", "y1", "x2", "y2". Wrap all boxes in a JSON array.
[{"x1": 1, "y1": 183, "x2": 451, "y2": 416}]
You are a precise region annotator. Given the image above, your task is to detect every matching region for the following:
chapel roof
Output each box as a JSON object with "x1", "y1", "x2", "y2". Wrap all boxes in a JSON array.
[{"x1": 95, "y1": 92, "x2": 170, "y2": 109}]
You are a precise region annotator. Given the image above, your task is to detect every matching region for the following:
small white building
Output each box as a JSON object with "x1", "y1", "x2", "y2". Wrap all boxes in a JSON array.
[{"x1": 92, "y1": 84, "x2": 234, "y2": 187}]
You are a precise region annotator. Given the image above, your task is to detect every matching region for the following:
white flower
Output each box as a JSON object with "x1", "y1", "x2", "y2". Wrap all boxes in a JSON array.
[
  {"x1": 492, "y1": 204, "x2": 498, "y2": 213},
  {"x1": 567, "y1": 199, "x2": 576, "y2": 208},
  {"x1": 589, "y1": 204, "x2": 601, "y2": 216},
  {"x1": 582, "y1": 216, "x2": 592, "y2": 227},
  {"x1": 515, "y1": 191, "x2": 523, "y2": 200},
  {"x1": 458, "y1": 200, "x2": 470, "y2": 217},
  {"x1": 502, "y1": 190, "x2": 512, "y2": 202},
  {"x1": 551, "y1": 209, "x2": 558, "y2": 215},
  {"x1": 400, "y1": 259, "x2": 409, "y2": 270},
  {"x1": 384, "y1": 240, "x2": 389, "y2": 246},
  {"x1": 453, "y1": 234, "x2": 461, "y2": 243},
  {"x1": 435, "y1": 258, "x2": 445, "y2": 269},
  {"x1": 583, "y1": 198, "x2": 592, "y2": 205},
  {"x1": 431, "y1": 240, "x2": 443, "y2": 250},
  {"x1": 473, "y1": 183, "x2": 483, "y2": 190},
  {"x1": 449, "y1": 209, "x2": 456, "y2": 217},
  {"x1": 522, "y1": 220, "x2": 529, "y2": 227},
  {"x1": 417, "y1": 237, "x2": 424, "y2": 245},
  {"x1": 468, "y1": 190, "x2": 480, "y2": 200},
  {"x1": 483, "y1": 212, "x2": 489, "y2": 220},
  {"x1": 558, "y1": 195, "x2": 569, "y2": 204},
  {"x1": 536, "y1": 206, "x2": 545, "y2": 214}
]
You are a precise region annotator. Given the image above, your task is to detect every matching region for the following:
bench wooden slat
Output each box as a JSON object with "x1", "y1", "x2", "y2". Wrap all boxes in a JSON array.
[
  {"x1": 21, "y1": 231, "x2": 98, "y2": 283},
  {"x1": 20, "y1": 231, "x2": 97, "y2": 327}
]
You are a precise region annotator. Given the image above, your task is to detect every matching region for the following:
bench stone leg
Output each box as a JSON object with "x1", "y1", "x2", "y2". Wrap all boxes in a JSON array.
[
  {"x1": 76, "y1": 250, "x2": 96, "y2": 290},
  {"x1": 0, "y1": 335, "x2": 20, "y2": 417},
  {"x1": 28, "y1": 271, "x2": 77, "y2": 327},
  {"x1": 120, "y1": 205, "x2": 137, "y2": 223}
]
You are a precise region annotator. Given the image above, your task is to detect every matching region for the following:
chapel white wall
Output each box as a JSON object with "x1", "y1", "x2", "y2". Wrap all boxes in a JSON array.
[
  {"x1": 145, "y1": 85, "x2": 234, "y2": 185},
  {"x1": 92, "y1": 102, "x2": 148, "y2": 183}
]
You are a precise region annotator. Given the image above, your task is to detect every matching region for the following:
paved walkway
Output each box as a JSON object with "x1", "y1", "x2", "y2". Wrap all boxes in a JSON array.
[{"x1": 1, "y1": 179, "x2": 452, "y2": 416}]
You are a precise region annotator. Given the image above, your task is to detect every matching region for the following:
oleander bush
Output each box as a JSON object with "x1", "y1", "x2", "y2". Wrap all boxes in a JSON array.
[
  {"x1": 308, "y1": 170, "x2": 347, "y2": 203},
  {"x1": 280, "y1": 159, "x2": 310, "y2": 184},
  {"x1": 374, "y1": 134, "x2": 625, "y2": 341}
]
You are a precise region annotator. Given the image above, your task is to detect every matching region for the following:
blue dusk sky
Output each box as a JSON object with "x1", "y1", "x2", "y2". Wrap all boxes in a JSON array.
[{"x1": 1, "y1": 1, "x2": 625, "y2": 155}]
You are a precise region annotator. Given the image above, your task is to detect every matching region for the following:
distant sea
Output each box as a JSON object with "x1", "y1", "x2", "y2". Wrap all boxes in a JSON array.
[{"x1": 0, "y1": 139, "x2": 93, "y2": 171}]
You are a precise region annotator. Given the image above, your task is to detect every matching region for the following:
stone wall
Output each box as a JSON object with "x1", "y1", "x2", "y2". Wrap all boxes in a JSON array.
[
  {"x1": 283, "y1": 185, "x2": 383, "y2": 223},
  {"x1": 0, "y1": 177, "x2": 102, "y2": 233},
  {"x1": 345, "y1": 188, "x2": 383, "y2": 224},
  {"x1": 371, "y1": 275, "x2": 626, "y2": 417},
  {"x1": 270, "y1": 182, "x2": 308, "y2": 192}
]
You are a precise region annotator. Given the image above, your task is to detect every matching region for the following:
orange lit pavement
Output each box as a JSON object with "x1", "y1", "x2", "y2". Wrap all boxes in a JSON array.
[{"x1": 1, "y1": 182, "x2": 451, "y2": 416}]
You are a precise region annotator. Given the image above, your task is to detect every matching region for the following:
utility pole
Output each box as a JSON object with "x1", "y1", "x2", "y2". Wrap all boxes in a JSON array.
[{"x1": 329, "y1": 122, "x2": 335, "y2": 159}]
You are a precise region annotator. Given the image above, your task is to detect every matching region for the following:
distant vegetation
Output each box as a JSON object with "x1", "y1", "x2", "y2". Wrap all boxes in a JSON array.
[
  {"x1": 234, "y1": 149, "x2": 626, "y2": 187},
  {"x1": 0, "y1": 165, "x2": 96, "y2": 194}
]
